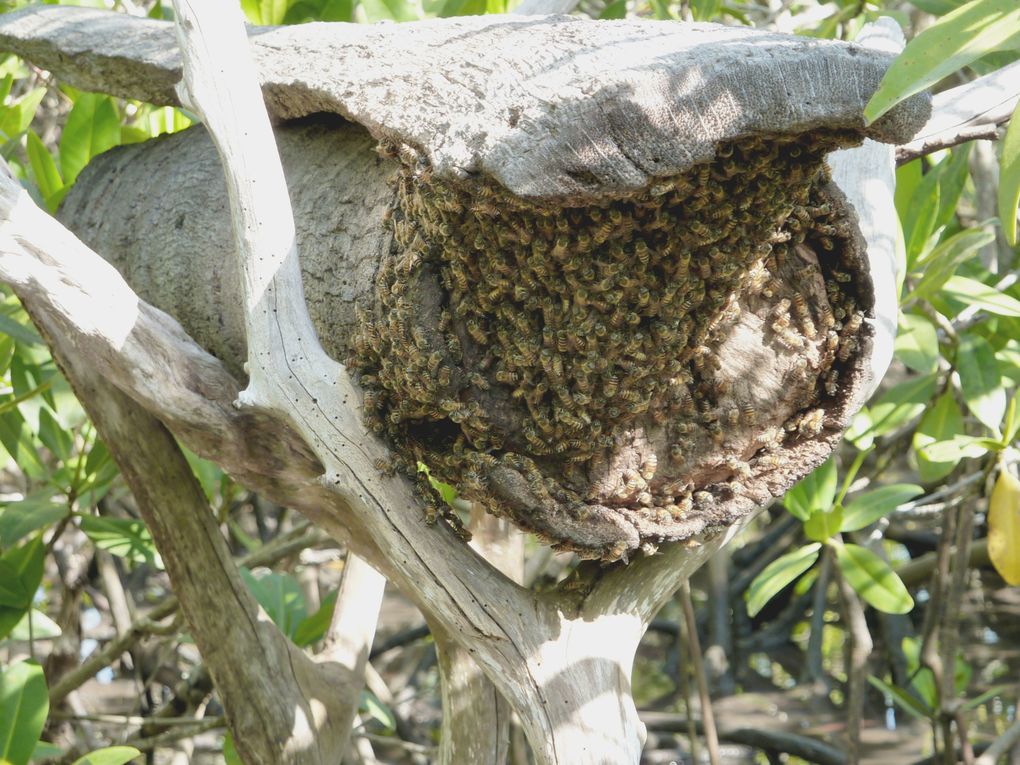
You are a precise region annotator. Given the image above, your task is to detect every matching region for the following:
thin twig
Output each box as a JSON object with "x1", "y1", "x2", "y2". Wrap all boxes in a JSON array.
[
  {"x1": 974, "y1": 717, "x2": 1020, "y2": 765},
  {"x1": 680, "y1": 580, "x2": 720, "y2": 765}
]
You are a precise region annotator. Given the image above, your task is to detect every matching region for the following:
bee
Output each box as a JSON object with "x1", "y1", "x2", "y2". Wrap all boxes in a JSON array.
[
  {"x1": 824, "y1": 369, "x2": 839, "y2": 396},
  {"x1": 838, "y1": 337, "x2": 859, "y2": 363},
  {"x1": 799, "y1": 408, "x2": 825, "y2": 437},
  {"x1": 466, "y1": 319, "x2": 487, "y2": 345},
  {"x1": 635, "y1": 240, "x2": 651, "y2": 266}
]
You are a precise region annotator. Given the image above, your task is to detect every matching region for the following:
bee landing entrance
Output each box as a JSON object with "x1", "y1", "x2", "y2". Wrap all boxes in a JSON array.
[{"x1": 349, "y1": 130, "x2": 874, "y2": 560}]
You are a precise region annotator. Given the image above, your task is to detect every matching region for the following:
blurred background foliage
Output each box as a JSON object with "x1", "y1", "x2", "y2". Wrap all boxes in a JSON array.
[{"x1": 0, "y1": 0, "x2": 1019, "y2": 763}]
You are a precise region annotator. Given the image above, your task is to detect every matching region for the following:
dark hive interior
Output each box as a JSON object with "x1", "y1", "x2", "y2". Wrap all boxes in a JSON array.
[{"x1": 348, "y1": 130, "x2": 872, "y2": 559}]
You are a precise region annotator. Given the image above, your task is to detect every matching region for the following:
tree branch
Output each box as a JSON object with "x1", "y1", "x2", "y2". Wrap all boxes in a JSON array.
[{"x1": 897, "y1": 61, "x2": 1020, "y2": 164}]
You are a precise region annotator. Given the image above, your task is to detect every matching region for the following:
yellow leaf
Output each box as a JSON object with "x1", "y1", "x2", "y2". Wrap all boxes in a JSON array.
[{"x1": 988, "y1": 469, "x2": 1020, "y2": 586}]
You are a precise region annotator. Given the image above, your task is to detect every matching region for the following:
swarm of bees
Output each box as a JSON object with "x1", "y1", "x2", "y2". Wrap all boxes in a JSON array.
[{"x1": 347, "y1": 129, "x2": 871, "y2": 558}]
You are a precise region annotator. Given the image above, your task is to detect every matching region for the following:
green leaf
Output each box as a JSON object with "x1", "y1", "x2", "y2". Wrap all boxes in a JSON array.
[
  {"x1": 31, "y1": 741, "x2": 65, "y2": 760},
  {"x1": 865, "y1": 0, "x2": 1020, "y2": 124},
  {"x1": 914, "y1": 392, "x2": 965, "y2": 482},
  {"x1": 920, "y1": 434, "x2": 999, "y2": 461},
  {"x1": 894, "y1": 313, "x2": 939, "y2": 373},
  {"x1": 1000, "y1": 99, "x2": 1020, "y2": 245},
  {"x1": 598, "y1": 0, "x2": 626, "y2": 18},
  {"x1": 0, "y1": 87, "x2": 44, "y2": 139},
  {"x1": 25, "y1": 132, "x2": 63, "y2": 211},
  {"x1": 867, "y1": 675, "x2": 934, "y2": 721},
  {"x1": 943, "y1": 275, "x2": 1020, "y2": 318},
  {"x1": 71, "y1": 746, "x2": 142, "y2": 765},
  {"x1": 37, "y1": 408, "x2": 72, "y2": 461},
  {"x1": 998, "y1": 341, "x2": 1020, "y2": 386},
  {"x1": 0, "y1": 490, "x2": 66, "y2": 548},
  {"x1": 360, "y1": 0, "x2": 419, "y2": 21},
  {"x1": 0, "y1": 537, "x2": 45, "y2": 640},
  {"x1": 293, "y1": 590, "x2": 337, "y2": 648},
  {"x1": 239, "y1": 0, "x2": 263, "y2": 23},
  {"x1": 804, "y1": 506, "x2": 843, "y2": 542},
  {"x1": 239, "y1": 568, "x2": 307, "y2": 640},
  {"x1": 783, "y1": 459, "x2": 837, "y2": 521},
  {"x1": 836, "y1": 543, "x2": 914, "y2": 614},
  {"x1": 865, "y1": 373, "x2": 938, "y2": 437},
  {"x1": 0, "y1": 661, "x2": 48, "y2": 765},
  {"x1": 908, "y1": 227, "x2": 996, "y2": 302},
  {"x1": 957, "y1": 333, "x2": 1007, "y2": 433},
  {"x1": 0, "y1": 314, "x2": 43, "y2": 347},
  {"x1": 79, "y1": 515, "x2": 157, "y2": 565},
  {"x1": 0, "y1": 411, "x2": 45, "y2": 479},
  {"x1": 907, "y1": 0, "x2": 968, "y2": 13},
  {"x1": 903, "y1": 170, "x2": 940, "y2": 266},
  {"x1": 10, "y1": 609, "x2": 61, "y2": 641},
  {"x1": 439, "y1": 0, "x2": 487, "y2": 15},
  {"x1": 746, "y1": 543, "x2": 822, "y2": 617},
  {"x1": 841, "y1": 484, "x2": 924, "y2": 532},
  {"x1": 0, "y1": 335, "x2": 14, "y2": 378},
  {"x1": 59, "y1": 94, "x2": 121, "y2": 186},
  {"x1": 360, "y1": 690, "x2": 396, "y2": 734},
  {"x1": 222, "y1": 734, "x2": 242, "y2": 765},
  {"x1": 0, "y1": 560, "x2": 29, "y2": 607}
]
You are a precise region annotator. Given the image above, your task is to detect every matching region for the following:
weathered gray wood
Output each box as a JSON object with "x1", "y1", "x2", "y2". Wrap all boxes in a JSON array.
[
  {"x1": 23, "y1": 316, "x2": 358, "y2": 765},
  {"x1": 0, "y1": 7, "x2": 929, "y2": 200},
  {"x1": 57, "y1": 119, "x2": 390, "y2": 381}
]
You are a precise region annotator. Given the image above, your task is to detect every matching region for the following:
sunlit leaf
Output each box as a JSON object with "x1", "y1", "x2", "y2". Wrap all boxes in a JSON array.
[
  {"x1": 866, "y1": 374, "x2": 938, "y2": 437},
  {"x1": 836, "y1": 543, "x2": 914, "y2": 614},
  {"x1": 59, "y1": 93, "x2": 121, "y2": 186},
  {"x1": 293, "y1": 589, "x2": 337, "y2": 647},
  {"x1": 746, "y1": 543, "x2": 821, "y2": 617},
  {"x1": 79, "y1": 515, "x2": 157, "y2": 565},
  {"x1": 903, "y1": 169, "x2": 940, "y2": 266},
  {"x1": 0, "y1": 489, "x2": 66, "y2": 547},
  {"x1": 71, "y1": 746, "x2": 142, "y2": 765},
  {"x1": 25, "y1": 131, "x2": 63, "y2": 212},
  {"x1": 360, "y1": 689, "x2": 396, "y2": 733},
  {"x1": 957, "y1": 333, "x2": 1006, "y2": 433},
  {"x1": 865, "y1": 0, "x2": 1020, "y2": 124},
  {"x1": 920, "y1": 434, "x2": 999, "y2": 461},
  {"x1": 895, "y1": 313, "x2": 939, "y2": 373},
  {"x1": 804, "y1": 506, "x2": 843, "y2": 542},
  {"x1": 914, "y1": 393, "x2": 965, "y2": 482},
  {"x1": 908, "y1": 227, "x2": 996, "y2": 302},
  {"x1": 988, "y1": 468, "x2": 1020, "y2": 585},
  {"x1": 0, "y1": 661, "x2": 48, "y2": 765},
  {"x1": 942, "y1": 275, "x2": 1020, "y2": 318},
  {"x1": 841, "y1": 484, "x2": 924, "y2": 532},
  {"x1": 783, "y1": 459, "x2": 837, "y2": 521},
  {"x1": 999, "y1": 99, "x2": 1020, "y2": 245},
  {"x1": 10, "y1": 608, "x2": 61, "y2": 641},
  {"x1": 868, "y1": 675, "x2": 934, "y2": 720},
  {"x1": 239, "y1": 568, "x2": 307, "y2": 640}
]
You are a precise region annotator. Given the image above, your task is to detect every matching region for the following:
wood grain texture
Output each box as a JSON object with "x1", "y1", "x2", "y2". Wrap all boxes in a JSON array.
[{"x1": 0, "y1": 7, "x2": 929, "y2": 200}]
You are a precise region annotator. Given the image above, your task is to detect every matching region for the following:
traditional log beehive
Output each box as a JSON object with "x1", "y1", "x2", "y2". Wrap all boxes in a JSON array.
[
  {"x1": 348, "y1": 131, "x2": 873, "y2": 557},
  {"x1": 0, "y1": 8, "x2": 932, "y2": 558}
]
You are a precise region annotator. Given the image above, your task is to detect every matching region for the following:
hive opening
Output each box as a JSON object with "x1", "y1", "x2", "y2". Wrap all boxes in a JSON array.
[{"x1": 348, "y1": 130, "x2": 873, "y2": 559}]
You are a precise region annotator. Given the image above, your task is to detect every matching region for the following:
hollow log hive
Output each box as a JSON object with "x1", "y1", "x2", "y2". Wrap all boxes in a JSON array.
[
  {"x1": 0, "y1": 8, "x2": 933, "y2": 559},
  {"x1": 349, "y1": 131, "x2": 872, "y2": 558}
]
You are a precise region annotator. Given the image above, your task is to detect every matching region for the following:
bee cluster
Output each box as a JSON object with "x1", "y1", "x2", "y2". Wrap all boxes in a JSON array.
[{"x1": 348, "y1": 130, "x2": 869, "y2": 556}]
